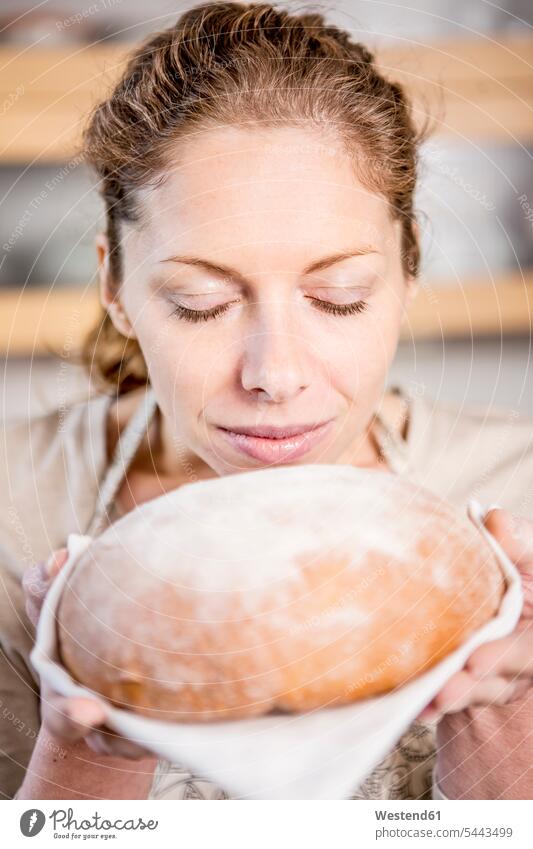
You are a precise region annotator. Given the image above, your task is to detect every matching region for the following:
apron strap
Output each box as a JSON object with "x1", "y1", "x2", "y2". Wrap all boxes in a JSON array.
[{"x1": 86, "y1": 385, "x2": 158, "y2": 537}]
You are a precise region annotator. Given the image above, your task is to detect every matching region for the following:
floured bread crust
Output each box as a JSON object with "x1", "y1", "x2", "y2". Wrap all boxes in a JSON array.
[{"x1": 57, "y1": 464, "x2": 504, "y2": 721}]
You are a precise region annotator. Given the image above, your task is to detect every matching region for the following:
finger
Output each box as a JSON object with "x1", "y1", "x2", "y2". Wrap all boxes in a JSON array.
[
  {"x1": 483, "y1": 509, "x2": 533, "y2": 576},
  {"x1": 23, "y1": 553, "x2": 62, "y2": 604},
  {"x1": 440, "y1": 676, "x2": 523, "y2": 713},
  {"x1": 22, "y1": 562, "x2": 50, "y2": 627},
  {"x1": 41, "y1": 695, "x2": 107, "y2": 744},
  {"x1": 22, "y1": 562, "x2": 49, "y2": 603},
  {"x1": 85, "y1": 732, "x2": 110, "y2": 756},
  {"x1": 465, "y1": 624, "x2": 533, "y2": 679},
  {"x1": 23, "y1": 551, "x2": 69, "y2": 627},
  {"x1": 25, "y1": 599, "x2": 41, "y2": 629},
  {"x1": 507, "y1": 677, "x2": 532, "y2": 702},
  {"x1": 430, "y1": 670, "x2": 521, "y2": 714},
  {"x1": 85, "y1": 732, "x2": 149, "y2": 759},
  {"x1": 417, "y1": 670, "x2": 474, "y2": 722},
  {"x1": 427, "y1": 670, "x2": 475, "y2": 716},
  {"x1": 86, "y1": 729, "x2": 154, "y2": 760},
  {"x1": 417, "y1": 671, "x2": 530, "y2": 722},
  {"x1": 417, "y1": 703, "x2": 441, "y2": 722}
]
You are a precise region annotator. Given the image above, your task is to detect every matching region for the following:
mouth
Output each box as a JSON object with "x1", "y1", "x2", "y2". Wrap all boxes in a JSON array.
[{"x1": 216, "y1": 419, "x2": 334, "y2": 463}]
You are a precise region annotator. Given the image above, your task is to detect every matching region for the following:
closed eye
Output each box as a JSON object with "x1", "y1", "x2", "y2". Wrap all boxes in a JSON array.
[
  {"x1": 307, "y1": 298, "x2": 369, "y2": 316},
  {"x1": 168, "y1": 298, "x2": 369, "y2": 323}
]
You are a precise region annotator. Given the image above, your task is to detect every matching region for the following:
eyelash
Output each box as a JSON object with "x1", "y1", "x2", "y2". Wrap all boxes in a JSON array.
[{"x1": 169, "y1": 298, "x2": 369, "y2": 323}]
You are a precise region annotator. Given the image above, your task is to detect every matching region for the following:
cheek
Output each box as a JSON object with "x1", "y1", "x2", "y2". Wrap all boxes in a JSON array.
[
  {"x1": 135, "y1": 312, "x2": 230, "y2": 404},
  {"x1": 325, "y1": 314, "x2": 399, "y2": 400}
]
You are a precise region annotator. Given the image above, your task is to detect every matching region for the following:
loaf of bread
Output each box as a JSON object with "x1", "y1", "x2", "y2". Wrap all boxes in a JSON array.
[{"x1": 56, "y1": 464, "x2": 504, "y2": 722}]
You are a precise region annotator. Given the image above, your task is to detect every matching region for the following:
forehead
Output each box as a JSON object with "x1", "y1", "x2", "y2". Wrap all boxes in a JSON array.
[{"x1": 136, "y1": 126, "x2": 394, "y2": 262}]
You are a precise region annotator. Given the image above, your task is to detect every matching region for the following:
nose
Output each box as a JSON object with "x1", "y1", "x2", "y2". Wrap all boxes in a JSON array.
[{"x1": 240, "y1": 304, "x2": 312, "y2": 403}]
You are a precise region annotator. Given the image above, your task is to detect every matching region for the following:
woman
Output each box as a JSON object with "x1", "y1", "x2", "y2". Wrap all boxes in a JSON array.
[{"x1": 1, "y1": 1, "x2": 532, "y2": 800}]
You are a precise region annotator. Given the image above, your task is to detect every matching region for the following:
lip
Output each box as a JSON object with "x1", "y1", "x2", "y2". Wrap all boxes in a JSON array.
[
  {"x1": 216, "y1": 419, "x2": 334, "y2": 463},
  {"x1": 219, "y1": 421, "x2": 331, "y2": 439}
]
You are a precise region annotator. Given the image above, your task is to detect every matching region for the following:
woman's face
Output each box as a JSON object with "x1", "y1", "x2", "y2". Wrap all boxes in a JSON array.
[{"x1": 100, "y1": 126, "x2": 416, "y2": 477}]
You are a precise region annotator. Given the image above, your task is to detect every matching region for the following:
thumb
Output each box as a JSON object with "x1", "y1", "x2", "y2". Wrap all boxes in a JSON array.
[
  {"x1": 483, "y1": 508, "x2": 533, "y2": 576},
  {"x1": 483, "y1": 507, "x2": 533, "y2": 618}
]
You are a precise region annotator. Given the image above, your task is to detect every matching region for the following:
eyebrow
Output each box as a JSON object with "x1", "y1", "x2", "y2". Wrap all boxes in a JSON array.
[{"x1": 156, "y1": 246, "x2": 379, "y2": 285}]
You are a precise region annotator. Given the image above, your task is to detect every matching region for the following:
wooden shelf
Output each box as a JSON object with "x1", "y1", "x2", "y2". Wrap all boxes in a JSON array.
[
  {"x1": 0, "y1": 44, "x2": 130, "y2": 163},
  {"x1": 0, "y1": 286, "x2": 101, "y2": 357},
  {"x1": 376, "y1": 36, "x2": 533, "y2": 144},
  {"x1": 0, "y1": 36, "x2": 532, "y2": 163},
  {"x1": 399, "y1": 272, "x2": 533, "y2": 341},
  {"x1": 1, "y1": 274, "x2": 531, "y2": 356}
]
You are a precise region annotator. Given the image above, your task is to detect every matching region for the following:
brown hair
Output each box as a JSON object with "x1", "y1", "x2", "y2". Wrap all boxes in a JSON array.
[{"x1": 81, "y1": 1, "x2": 424, "y2": 395}]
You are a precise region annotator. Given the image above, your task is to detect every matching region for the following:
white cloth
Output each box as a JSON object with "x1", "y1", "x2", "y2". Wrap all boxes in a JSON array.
[{"x1": 30, "y1": 500, "x2": 522, "y2": 799}]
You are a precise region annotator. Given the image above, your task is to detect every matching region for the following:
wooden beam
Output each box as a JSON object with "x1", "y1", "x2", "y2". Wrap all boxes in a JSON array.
[
  {"x1": 399, "y1": 272, "x2": 533, "y2": 340},
  {"x1": 1, "y1": 36, "x2": 532, "y2": 162},
  {"x1": 0, "y1": 286, "x2": 101, "y2": 357}
]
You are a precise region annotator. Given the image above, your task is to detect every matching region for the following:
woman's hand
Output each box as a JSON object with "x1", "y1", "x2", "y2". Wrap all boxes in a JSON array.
[
  {"x1": 418, "y1": 507, "x2": 533, "y2": 721},
  {"x1": 22, "y1": 549, "x2": 154, "y2": 759}
]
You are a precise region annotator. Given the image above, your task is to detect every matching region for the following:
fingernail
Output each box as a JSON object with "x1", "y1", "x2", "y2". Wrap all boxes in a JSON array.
[{"x1": 418, "y1": 708, "x2": 440, "y2": 723}]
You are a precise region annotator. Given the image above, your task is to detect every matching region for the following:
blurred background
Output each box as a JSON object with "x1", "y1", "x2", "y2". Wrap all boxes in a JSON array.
[{"x1": 1, "y1": 0, "x2": 532, "y2": 419}]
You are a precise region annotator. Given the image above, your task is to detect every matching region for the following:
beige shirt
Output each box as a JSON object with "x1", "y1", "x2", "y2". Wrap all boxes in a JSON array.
[{"x1": 1, "y1": 383, "x2": 532, "y2": 799}]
